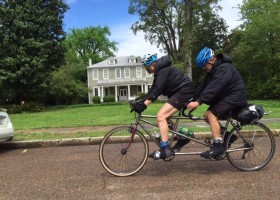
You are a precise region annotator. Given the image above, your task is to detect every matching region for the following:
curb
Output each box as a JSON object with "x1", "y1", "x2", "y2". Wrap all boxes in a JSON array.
[
  {"x1": 0, "y1": 134, "x2": 213, "y2": 150},
  {"x1": 0, "y1": 137, "x2": 104, "y2": 150}
]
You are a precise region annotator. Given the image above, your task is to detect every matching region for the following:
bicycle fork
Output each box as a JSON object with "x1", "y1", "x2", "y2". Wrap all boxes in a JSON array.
[{"x1": 120, "y1": 124, "x2": 138, "y2": 155}]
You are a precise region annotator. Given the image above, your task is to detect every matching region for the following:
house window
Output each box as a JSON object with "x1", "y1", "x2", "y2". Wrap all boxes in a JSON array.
[
  {"x1": 92, "y1": 69, "x2": 98, "y2": 80},
  {"x1": 136, "y1": 67, "x2": 142, "y2": 78},
  {"x1": 93, "y1": 88, "x2": 99, "y2": 96},
  {"x1": 115, "y1": 68, "x2": 121, "y2": 79},
  {"x1": 108, "y1": 59, "x2": 116, "y2": 64},
  {"x1": 124, "y1": 67, "x2": 130, "y2": 78},
  {"x1": 103, "y1": 69, "x2": 109, "y2": 79},
  {"x1": 128, "y1": 58, "x2": 136, "y2": 63}
]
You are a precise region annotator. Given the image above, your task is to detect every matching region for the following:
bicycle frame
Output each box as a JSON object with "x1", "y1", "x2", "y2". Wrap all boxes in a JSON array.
[
  {"x1": 100, "y1": 103, "x2": 276, "y2": 176},
  {"x1": 129, "y1": 107, "x2": 252, "y2": 156},
  {"x1": 130, "y1": 110, "x2": 208, "y2": 156}
]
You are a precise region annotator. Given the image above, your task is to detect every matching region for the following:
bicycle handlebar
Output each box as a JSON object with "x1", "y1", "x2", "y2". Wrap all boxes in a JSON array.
[
  {"x1": 182, "y1": 107, "x2": 203, "y2": 120},
  {"x1": 129, "y1": 100, "x2": 136, "y2": 113},
  {"x1": 130, "y1": 100, "x2": 204, "y2": 120},
  {"x1": 129, "y1": 100, "x2": 144, "y2": 113}
]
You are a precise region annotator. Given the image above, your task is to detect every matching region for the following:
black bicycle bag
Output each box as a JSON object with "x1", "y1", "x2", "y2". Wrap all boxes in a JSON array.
[{"x1": 234, "y1": 104, "x2": 264, "y2": 124}]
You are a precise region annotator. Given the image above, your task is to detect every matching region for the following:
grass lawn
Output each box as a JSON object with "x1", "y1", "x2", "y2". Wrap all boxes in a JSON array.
[{"x1": 9, "y1": 100, "x2": 280, "y2": 141}]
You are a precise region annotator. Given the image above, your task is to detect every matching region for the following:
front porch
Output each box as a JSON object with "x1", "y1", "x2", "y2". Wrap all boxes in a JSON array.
[{"x1": 98, "y1": 84, "x2": 150, "y2": 102}]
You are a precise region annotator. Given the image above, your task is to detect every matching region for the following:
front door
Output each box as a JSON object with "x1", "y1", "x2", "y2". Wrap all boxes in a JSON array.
[{"x1": 119, "y1": 88, "x2": 127, "y2": 101}]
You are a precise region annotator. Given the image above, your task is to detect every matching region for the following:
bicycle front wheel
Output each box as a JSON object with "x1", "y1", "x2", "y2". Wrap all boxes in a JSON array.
[
  {"x1": 99, "y1": 126, "x2": 149, "y2": 177},
  {"x1": 226, "y1": 122, "x2": 275, "y2": 171}
]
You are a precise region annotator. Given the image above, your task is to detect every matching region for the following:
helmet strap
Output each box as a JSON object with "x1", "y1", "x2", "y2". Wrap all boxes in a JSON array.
[
  {"x1": 145, "y1": 63, "x2": 155, "y2": 74},
  {"x1": 208, "y1": 57, "x2": 216, "y2": 65}
]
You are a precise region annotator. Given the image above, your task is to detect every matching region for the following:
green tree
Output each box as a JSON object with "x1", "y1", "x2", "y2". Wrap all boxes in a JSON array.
[
  {"x1": 65, "y1": 26, "x2": 118, "y2": 67},
  {"x1": 49, "y1": 63, "x2": 88, "y2": 105},
  {"x1": 128, "y1": 0, "x2": 227, "y2": 79},
  {"x1": 0, "y1": 0, "x2": 68, "y2": 104},
  {"x1": 49, "y1": 26, "x2": 118, "y2": 105},
  {"x1": 231, "y1": 0, "x2": 280, "y2": 99}
]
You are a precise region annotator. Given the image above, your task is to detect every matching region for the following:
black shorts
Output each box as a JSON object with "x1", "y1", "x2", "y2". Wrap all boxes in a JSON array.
[
  {"x1": 168, "y1": 93, "x2": 193, "y2": 110},
  {"x1": 208, "y1": 102, "x2": 236, "y2": 120}
]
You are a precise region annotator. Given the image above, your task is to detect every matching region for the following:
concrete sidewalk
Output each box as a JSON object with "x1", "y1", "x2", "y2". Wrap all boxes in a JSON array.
[{"x1": 1, "y1": 118, "x2": 279, "y2": 149}]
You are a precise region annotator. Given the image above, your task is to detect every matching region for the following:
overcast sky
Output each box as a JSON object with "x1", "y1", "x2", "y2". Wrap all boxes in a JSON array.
[{"x1": 64, "y1": 0, "x2": 243, "y2": 57}]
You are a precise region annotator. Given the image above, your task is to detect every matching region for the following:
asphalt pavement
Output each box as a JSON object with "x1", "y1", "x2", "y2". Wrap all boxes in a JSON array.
[{"x1": 0, "y1": 139, "x2": 279, "y2": 200}]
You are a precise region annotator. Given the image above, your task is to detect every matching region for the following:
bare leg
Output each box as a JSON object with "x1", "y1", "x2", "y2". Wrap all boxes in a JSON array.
[
  {"x1": 157, "y1": 103, "x2": 178, "y2": 142},
  {"x1": 200, "y1": 110, "x2": 225, "y2": 159},
  {"x1": 204, "y1": 110, "x2": 221, "y2": 139}
]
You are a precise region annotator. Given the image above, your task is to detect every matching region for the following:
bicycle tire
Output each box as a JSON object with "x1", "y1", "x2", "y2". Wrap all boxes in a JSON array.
[
  {"x1": 99, "y1": 126, "x2": 149, "y2": 177},
  {"x1": 225, "y1": 122, "x2": 275, "y2": 171}
]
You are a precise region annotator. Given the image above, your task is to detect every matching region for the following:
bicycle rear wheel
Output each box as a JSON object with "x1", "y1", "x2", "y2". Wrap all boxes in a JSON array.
[
  {"x1": 99, "y1": 126, "x2": 149, "y2": 177},
  {"x1": 226, "y1": 122, "x2": 275, "y2": 171}
]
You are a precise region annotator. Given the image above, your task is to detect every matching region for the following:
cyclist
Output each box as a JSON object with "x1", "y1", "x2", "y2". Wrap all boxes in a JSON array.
[
  {"x1": 187, "y1": 47, "x2": 247, "y2": 159},
  {"x1": 132, "y1": 54, "x2": 195, "y2": 160}
]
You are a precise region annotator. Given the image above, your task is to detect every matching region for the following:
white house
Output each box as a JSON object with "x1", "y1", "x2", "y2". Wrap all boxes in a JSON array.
[{"x1": 87, "y1": 56, "x2": 154, "y2": 103}]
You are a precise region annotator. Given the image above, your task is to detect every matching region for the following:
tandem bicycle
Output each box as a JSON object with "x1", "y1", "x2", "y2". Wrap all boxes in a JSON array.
[{"x1": 99, "y1": 101, "x2": 276, "y2": 177}]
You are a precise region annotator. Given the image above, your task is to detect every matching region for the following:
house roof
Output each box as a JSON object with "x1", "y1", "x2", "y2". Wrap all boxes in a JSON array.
[{"x1": 87, "y1": 56, "x2": 142, "y2": 69}]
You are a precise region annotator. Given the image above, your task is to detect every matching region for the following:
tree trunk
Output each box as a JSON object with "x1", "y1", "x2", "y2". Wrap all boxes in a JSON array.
[{"x1": 184, "y1": 0, "x2": 193, "y2": 80}]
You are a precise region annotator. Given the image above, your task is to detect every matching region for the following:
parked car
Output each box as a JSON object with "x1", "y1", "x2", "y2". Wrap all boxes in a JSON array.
[{"x1": 0, "y1": 109, "x2": 14, "y2": 142}]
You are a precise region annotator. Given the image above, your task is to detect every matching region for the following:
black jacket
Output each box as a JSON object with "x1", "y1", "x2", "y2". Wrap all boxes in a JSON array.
[
  {"x1": 195, "y1": 54, "x2": 247, "y2": 107},
  {"x1": 146, "y1": 56, "x2": 195, "y2": 102}
]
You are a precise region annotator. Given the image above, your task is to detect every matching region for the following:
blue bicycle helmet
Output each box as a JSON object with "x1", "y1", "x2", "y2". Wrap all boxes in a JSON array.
[
  {"x1": 196, "y1": 47, "x2": 214, "y2": 68},
  {"x1": 141, "y1": 53, "x2": 157, "y2": 67}
]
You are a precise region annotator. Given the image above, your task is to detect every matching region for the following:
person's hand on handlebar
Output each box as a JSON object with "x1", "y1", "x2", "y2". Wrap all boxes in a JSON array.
[
  {"x1": 133, "y1": 101, "x2": 147, "y2": 113},
  {"x1": 187, "y1": 101, "x2": 200, "y2": 110},
  {"x1": 131, "y1": 99, "x2": 152, "y2": 113}
]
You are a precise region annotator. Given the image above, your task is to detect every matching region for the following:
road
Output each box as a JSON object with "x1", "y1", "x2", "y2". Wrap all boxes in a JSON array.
[{"x1": 0, "y1": 138, "x2": 280, "y2": 200}]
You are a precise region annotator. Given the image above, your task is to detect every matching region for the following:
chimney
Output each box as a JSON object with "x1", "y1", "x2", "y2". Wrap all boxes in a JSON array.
[{"x1": 89, "y1": 58, "x2": 92, "y2": 66}]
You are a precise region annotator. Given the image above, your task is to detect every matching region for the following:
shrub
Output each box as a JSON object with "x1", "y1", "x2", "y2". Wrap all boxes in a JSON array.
[
  {"x1": 5, "y1": 102, "x2": 46, "y2": 114},
  {"x1": 22, "y1": 102, "x2": 45, "y2": 112},
  {"x1": 103, "y1": 95, "x2": 115, "y2": 103},
  {"x1": 92, "y1": 96, "x2": 101, "y2": 104},
  {"x1": 135, "y1": 92, "x2": 147, "y2": 101},
  {"x1": 4, "y1": 104, "x2": 22, "y2": 114}
]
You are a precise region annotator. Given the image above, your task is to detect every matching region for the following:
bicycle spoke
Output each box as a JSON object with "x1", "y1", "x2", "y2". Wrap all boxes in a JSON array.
[
  {"x1": 99, "y1": 126, "x2": 148, "y2": 176},
  {"x1": 226, "y1": 123, "x2": 275, "y2": 171}
]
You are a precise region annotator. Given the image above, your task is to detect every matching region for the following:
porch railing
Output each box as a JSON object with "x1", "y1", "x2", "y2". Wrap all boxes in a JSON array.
[{"x1": 98, "y1": 77, "x2": 146, "y2": 84}]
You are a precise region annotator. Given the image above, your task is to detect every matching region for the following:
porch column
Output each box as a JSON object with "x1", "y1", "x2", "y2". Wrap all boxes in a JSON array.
[
  {"x1": 127, "y1": 85, "x2": 131, "y2": 100},
  {"x1": 115, "y1": 86, "x2": 118, "y2": 102},
  {"x1": 144, "y1": 84, "x2": 148, "y2": 93},
  {"x1": 100, "y1": 87, "x2": 103, "y2": 102}
]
